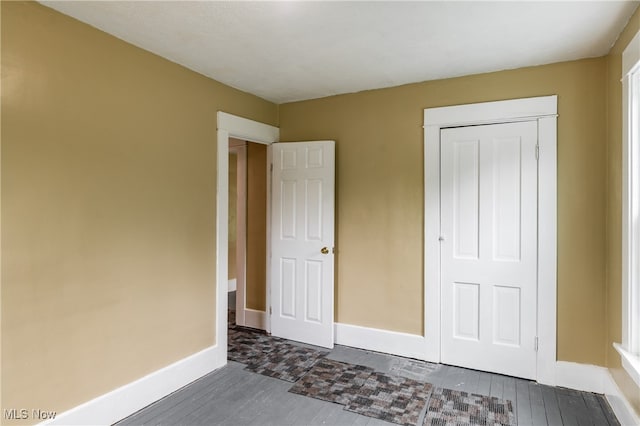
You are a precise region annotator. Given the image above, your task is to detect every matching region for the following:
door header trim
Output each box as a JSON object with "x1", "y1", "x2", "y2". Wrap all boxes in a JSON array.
[
  {"x1": 423, "y1": 95, "x2": 557, "y2": 127},
  {"x1": 218, "y1": 111, "x2": 279, "y2": 144}
]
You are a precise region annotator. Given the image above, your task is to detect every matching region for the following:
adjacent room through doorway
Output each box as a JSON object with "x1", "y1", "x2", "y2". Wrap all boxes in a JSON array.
[{"x1": 228, "y1": 138, "x2": 268, "y2": 330}]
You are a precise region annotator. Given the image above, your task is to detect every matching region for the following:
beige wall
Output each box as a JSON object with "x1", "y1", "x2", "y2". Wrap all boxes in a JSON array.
[
  {"x1": 280, "y1": 58, "x2": 608, "y2": 365},
  {"x1": 606, "y1": 6, "x2": 640, "y2": 415},
  {"x1": 1, "y1": 1, "x2": 277, "y2": 422},
  {"x1": 245, "y1": 143, "x2": 267, "y2": 311}
]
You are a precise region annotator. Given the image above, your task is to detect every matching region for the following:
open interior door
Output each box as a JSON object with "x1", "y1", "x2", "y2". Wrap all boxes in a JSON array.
[{"x1": 270, "y1": 141, "x2": 335, "y2": 348}]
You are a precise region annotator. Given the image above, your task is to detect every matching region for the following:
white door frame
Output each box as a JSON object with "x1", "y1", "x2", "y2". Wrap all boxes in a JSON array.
[
  {"x1": 216, "y1": 112, "x2": 279, "y2": 352},
  {"x1": 423, "y1": 95, "x2": 558, "y2": 385}
]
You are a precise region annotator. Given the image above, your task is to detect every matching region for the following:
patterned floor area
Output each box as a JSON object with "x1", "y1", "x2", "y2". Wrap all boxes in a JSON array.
[
  {"x1": 344, "y1": 372, "x2": 434, "y2": 426},
  {"x1": 289, "y1": 358, "x2": 375, "y2": 405},
  {"x1": 424, "y1": 388, "x2": 516, "y2": 426},
  {"x1": 228, "y1": 316, "x2": 516, "y2": 426},
  {"x1": 228, "y1": 317, "x2": 329, "y2": 382}
]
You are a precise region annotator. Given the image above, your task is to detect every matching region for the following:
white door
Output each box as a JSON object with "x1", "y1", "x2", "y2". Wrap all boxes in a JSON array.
[
  {"x1": 440, "y1": 121, "x2": 538, "y2": 379},
  {"x1": 270, "y1": 141, "x2": 335, "y2": 348}
]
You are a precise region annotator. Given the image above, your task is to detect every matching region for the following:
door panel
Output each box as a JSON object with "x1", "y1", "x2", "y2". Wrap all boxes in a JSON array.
[
  {"x1": 492, "y1": 137, "x2": 522, "y2": 261},
  {"x1": 452, "y1": 140, "x2": 480, "y2": 259},
  {"x1": 440, "y1": 121, "x2": 537, "y2": 379},
  {"x1": 271, "y1": 141, "x2": 335, "y2": 348},
  {"x1": 305, "y1": 259, "x2": 323, "y2": 322},
  {"x1": 453, "y1": 282, "x2": 480, "y2": 340},
  {"x1": 280, "y1": 258, "x2": 296, "y2": 317},
  {"x1": 492, "y1": 285, "x2": 521, "y2": 346}
]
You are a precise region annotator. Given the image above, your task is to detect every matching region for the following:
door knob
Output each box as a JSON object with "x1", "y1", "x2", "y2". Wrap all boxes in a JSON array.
[{"x1": 321, "y1": 247, "x2": 329, "y2": 254}]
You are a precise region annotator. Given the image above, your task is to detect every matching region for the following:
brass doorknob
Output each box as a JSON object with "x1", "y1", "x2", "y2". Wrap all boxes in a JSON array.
[{"x1": 321, "y1": 247, "x2": 329, "y2": 254}]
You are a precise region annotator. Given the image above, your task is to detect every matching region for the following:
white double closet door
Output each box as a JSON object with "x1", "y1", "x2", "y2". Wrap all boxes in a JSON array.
[{"x1": 440, "y1": 120, "x2": 538, "y2": 380}]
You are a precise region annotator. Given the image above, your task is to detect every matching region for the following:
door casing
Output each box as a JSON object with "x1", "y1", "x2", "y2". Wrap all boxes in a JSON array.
[
  {"x1": 423, "y1": 96, "x2": 558, "y2": 386},
  {"x1": 217, "y1": 112, "x2": 279, "y2": 354}
]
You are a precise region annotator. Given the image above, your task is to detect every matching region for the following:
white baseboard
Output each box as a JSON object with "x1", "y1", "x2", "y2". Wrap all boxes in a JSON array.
[
  {"x1": 550, "y1": 361, "x2": 640, "y2": 425},
  {"x1": 244, "y1": 308, "x2": 267, "y2": 331},
  {"x1": 604, "y1": 371, "x2": 640, "y2": 426},
  {"x1": 43, "y1": 344, "x2": 226, "y2": 426},
  {"x1": 228, "y1": 279, "x2": 236, "y2": 292},
  {"x1": 334, "y1": 322, "x2": 427, "y2": 360},
  {"x1": 555, "y1": 361, "x2": 610, "y2": 393}
]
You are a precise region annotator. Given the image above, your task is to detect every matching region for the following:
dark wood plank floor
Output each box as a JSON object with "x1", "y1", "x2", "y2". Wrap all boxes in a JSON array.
[
  {"x1": 116, "y1": 305, "x2": 620, "y2": 426},
  {"x1": 117, "y1": 347, "x2": 620, "y2": 425}
]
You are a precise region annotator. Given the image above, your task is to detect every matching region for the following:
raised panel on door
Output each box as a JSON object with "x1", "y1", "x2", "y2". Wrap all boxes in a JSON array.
[
  {"x1": 305, "y1": 260, "x2": 323, "y2": 323},
  {"x1": 280, "y1": 180, "x2": 297, "y2": 239},
  {"x1": 440, "y1": 121, "x2": 538, "y2": 380},
  {"x1": 280, "y1": 258, "x2": 296, "y2": 318},
  {"x1": 452, "y1": 140, "x2": 480, "y2": 260},
  {"x1": 270, "y1": 141, "x2": 335, "y2": 348},
  {"x1": 492, "y1": 137, "x2": 522, "y2": 262},
  {"x1": 492, "y1": 285, "x2": 521, "y2": 346},
  {"x1": 453, "y1": 282, "x2": 480, "y2": 341},
  {"x1": 305, "y1": 179, "x2": 323, "y2": 241}
]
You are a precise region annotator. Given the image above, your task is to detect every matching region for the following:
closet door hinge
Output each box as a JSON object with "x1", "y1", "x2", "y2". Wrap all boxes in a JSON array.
[
  {"x1": 535, "y1": 144, "x2": 540, "y2": 160},
  {"x1": 534, "y1": 336, "x2": 539, "y2": 352}
]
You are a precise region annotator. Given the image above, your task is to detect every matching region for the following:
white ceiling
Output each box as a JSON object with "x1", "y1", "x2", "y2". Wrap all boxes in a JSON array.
[{"x1": 40, "y1": 1, "x2": 639, "y2": 104}]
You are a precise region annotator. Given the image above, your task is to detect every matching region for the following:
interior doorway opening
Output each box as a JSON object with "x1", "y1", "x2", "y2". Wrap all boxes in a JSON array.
[
  {"x1": 228, "y1": 138, "x2": 269, "y2": 330},
  {"x1": 215, "y1": 111, "x2": 279, "y2": 365}
]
